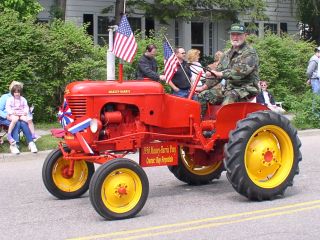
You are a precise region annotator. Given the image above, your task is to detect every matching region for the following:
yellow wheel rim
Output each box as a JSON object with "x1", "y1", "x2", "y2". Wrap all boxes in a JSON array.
[
  {"x1": 101, "y1": 168, "x2": 142, "y2": 214},
  {"x1": 52, "y1": 157, "x2": 89, "y2": 192},
  {"x1": 245, "y1": 125, "x2": 294, "y2": 188},
  {"x1": 180, "y1": 147, "x2": 222, "y2": 175}
]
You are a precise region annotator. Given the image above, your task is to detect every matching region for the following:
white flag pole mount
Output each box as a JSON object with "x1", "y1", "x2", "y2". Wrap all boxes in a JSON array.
[{"x1": 107, "y1": 25, "x2": 118, "y2": 80}]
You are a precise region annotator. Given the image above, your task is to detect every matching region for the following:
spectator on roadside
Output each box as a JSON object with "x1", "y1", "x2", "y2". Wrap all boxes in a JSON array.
[
  {"x1": 186, "y1": 49, "x2": 206, "y2": 87},
  {"x1": 306, "y1": 46, "x2": 320, "y2": 95},
  {"x1": 136, "y1": 44, "x2": 166, "y2": 82},
  {"x1": 256, "y1": 81, "x2": 285, "y2": 114},
  {"x1": 168, "y1": 47, "x2": 192, "y2": 98},
  {"x1": 0, "y1": 81, "x2": 37, "y2": 154}
]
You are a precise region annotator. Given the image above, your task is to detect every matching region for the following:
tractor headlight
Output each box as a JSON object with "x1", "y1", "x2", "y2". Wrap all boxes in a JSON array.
[{"x1": 90, "y1": 118, "x2": 100, "y2": 133}]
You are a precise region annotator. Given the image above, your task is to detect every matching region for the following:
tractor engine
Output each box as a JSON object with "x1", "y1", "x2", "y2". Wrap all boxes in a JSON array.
[
  {"x1": 99, "y1": 103, "x2": 147, "y2": 150},
  {"x1": 99, "y1": 103, "x2": 146, "y2": 141}
]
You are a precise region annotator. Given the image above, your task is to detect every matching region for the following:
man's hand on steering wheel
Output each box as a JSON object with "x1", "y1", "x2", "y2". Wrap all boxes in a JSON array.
[{"x1": 188, "y1": 63, "x2": 217, "y2": 79}]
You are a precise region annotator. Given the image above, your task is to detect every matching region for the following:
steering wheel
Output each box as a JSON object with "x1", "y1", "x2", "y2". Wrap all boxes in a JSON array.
[{"x1": 188, "y1": 63, "x2": 217, "y2": 79}]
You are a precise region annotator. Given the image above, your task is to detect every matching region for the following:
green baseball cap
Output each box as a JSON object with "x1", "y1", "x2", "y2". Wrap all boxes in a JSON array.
[{"x1": 229, "y1": 23, "x2": 246, "y2": 34}]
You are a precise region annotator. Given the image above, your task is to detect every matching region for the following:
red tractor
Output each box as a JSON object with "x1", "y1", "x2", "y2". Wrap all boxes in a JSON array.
[{"x1": 42, "y1": 72, "x2": 301, "y2": 220}]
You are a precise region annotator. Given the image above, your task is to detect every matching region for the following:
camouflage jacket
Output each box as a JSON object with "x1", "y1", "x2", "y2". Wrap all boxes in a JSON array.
[{"x1": 206, "y1": 42, "x2": 260, "y2": 95}]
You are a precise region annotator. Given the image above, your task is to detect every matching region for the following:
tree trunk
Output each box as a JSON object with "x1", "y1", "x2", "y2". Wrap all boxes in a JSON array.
[
  {"x1": 55, "y1": 0, "x2": 66, "y2": 20},
  {"x1": 115, "y1": 0, "x2": 125, "y2": 25}
]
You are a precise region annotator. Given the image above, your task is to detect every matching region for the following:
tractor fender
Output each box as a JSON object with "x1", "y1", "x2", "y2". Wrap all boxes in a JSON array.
[{"x1": 214, "y1": 102, "x2": 268, "y2": 139}]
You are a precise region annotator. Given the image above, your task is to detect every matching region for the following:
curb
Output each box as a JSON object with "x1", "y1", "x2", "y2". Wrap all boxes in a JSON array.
[
  {"x1": 0, "y1": 150, "x2": 52, "y2": 162},
  {"x1": 297, "y1": 129, "x2": 320, "y2": 137}
]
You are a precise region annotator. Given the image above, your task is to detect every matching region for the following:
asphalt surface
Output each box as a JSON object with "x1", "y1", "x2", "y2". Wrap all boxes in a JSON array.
[{"x1": 0, "y1": 129, "x2": 319, "y2": 240}]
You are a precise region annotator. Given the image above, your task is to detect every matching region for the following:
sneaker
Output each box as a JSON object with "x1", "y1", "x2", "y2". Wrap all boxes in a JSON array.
[
  {"x1": 10, "y1": 143, "x2": 20, "y2": 154},
  {"x1": 28, "y1": 141, "x2": 38, "y2": 153},
  {"x1": 7, "y1": 134, "x2": 16, "y2": 145},
  {"x1": 32, "y1": 134, "x2": 41, "y2": 142}
]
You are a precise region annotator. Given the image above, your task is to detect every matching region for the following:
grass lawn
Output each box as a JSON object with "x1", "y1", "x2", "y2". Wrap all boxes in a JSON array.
[{"x1": 0, "y1": 134, "x2": 61, "y2": 153}]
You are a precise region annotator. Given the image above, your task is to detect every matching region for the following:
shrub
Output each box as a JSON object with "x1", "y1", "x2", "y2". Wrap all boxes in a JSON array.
[
  {"x1": 248, "y1": 33, "x2": 315, "y2": 109},
  {"x1": 291, "y1": 91, "x2": 320, "y2": 129},
  {"x1": 0, "y1": 11, "x2": 106, "y2": 122}
]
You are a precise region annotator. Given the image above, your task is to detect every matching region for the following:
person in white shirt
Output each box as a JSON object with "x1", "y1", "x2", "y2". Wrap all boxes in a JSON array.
[
  {"x1": 186, "y1": 49, "x2": 206, "y2": 87},
  {"x1": 256, "y1": 81, "x2": 285, "y2": 114}
]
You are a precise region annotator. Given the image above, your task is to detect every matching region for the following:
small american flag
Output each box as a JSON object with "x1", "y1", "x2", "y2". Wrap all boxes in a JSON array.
[
  {"x1": 163, "y1": 40, "x2": 179, "y2": 83},
  {"x1": 112, "y1": 15, "x2": 137, "y2": 63}
]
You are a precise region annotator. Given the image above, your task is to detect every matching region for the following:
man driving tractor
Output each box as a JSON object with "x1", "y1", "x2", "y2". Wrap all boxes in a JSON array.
[{"x1": 196, "y1": 23, "x2": 260, "y2": 116}]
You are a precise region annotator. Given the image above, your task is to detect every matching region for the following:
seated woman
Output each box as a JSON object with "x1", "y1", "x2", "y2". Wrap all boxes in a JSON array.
[
  {"x1": 0, "y1": 81, "x2": 37, "y2": 154},
  {"x1": 186, "y1": 49, "x2": 206, "y2": 87},
  {"x1": 256, "y1": 81, "x2": 285, "y2": 114}
]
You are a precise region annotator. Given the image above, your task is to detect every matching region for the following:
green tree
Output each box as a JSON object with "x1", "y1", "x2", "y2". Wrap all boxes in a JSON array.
[
  {"x1": 0, "y1": 11, "x2": 106, "y2": 122},
  {"x1": 127, "y1": 0, "x2": 267, "y2": 23},
  {"x1": 0, "y1": 0, "x2": 43, "y2": 19},
  {"x1": 296, "y1": 0, "x2": 320, "y2": 44}
]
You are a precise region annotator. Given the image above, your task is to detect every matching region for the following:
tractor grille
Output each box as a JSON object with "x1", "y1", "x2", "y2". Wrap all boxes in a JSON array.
[{"x1": 67, "y1": 97, "x2": 87, "y2": 119}]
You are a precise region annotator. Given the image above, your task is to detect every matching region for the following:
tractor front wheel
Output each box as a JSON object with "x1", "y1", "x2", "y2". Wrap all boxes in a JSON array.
[
  {"x1": 224, "y1": 111, "x2": 302, "y2": 200},
  {"x1": 42, "y1": 147, "x2": 95, "y2": 199},
  {"x1": 89, "y1": 159, "x2": 149, "y2": 220},
  {"x1": 168, "y1": 147, "x2": 224, "y2": 185}
]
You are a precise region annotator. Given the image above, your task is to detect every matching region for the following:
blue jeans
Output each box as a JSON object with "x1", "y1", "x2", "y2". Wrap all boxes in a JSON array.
[
  {"x1": 311, "y1": 79, "x2": 320, "y2": 95},
  {"x1": 20, "y1": 120, "x2": 33, "y2": 144},
  {"x1": 0, "y1": 117, "x2": 33, "y2": 144},
  {"x1": 172, "y1": 89, "x2": 191, "y2": 98},
  {"x1": 172, "y1": 89, "x2": 198, "y2": 100}
]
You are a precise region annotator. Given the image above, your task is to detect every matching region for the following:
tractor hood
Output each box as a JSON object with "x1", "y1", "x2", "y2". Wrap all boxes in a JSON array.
[{"x1": 64, "y1": 80, "x2": 165, "y2": 96}]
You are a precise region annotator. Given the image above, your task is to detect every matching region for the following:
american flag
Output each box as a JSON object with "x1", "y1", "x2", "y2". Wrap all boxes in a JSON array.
[
  {"x1": 163, "y1": 40, "x2": 179, "y2": 83},
  {"x1": 112, "y1": 15, "x2": 137, "y2": 63}
]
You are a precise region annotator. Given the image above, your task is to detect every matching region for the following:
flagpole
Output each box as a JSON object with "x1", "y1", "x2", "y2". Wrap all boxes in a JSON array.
[
  {"x1": 163, "y1": 35, "x2": 191, "y2": 85},
  {"x1": 118, "y1": 0, "x2": 126, "y2": 83}
]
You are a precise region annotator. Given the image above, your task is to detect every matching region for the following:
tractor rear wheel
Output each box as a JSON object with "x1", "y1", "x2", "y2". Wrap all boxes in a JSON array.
[
  {"x1": 168, "y1": 147, "x2": 224, "y2": 185},
  {"x1": 224, "y1": 111, "x2": 302, "y2": 200},
  {"x1": 42, "y1": 147, "x2": 95, "y2": 199},
  {"x1": 89, "y1": 159, "x2": 149, "y2": 220}
]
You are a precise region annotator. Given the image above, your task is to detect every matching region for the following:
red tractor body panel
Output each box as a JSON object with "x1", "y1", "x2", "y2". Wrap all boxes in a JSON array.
[
  {"x1": 60, "y1": 79, "x2": 268, "y2": 164},
  {"x1": 65, "y1": 80, "x2": 201, "y2": 128}
]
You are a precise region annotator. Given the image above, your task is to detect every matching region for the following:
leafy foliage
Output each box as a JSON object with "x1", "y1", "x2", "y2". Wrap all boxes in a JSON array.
[
  {"x1": 246, "y1": 33, "x2": 314, "y2": 108},
  {"x1": 296, "y1": 0, "x2": 320, "y2": 44},
  {"x1": 245, "y1": 32, "x2": 320, "y2": 128},
  {"x1": 0, "y1": 0, "x2": 43, "y2": 19},
  {"x1": 128, "y1": 0, "x2": 267, "y2": 23},
  {"x1": 291, "y1": 91, "x2": 320, "y2": 129},
  {"x1": 0, "y1": 11, "x2": 106, "y2": 122}
]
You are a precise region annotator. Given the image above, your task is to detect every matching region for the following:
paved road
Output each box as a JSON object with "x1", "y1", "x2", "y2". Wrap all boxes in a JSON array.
[{"x1": 0, "y1": 130, "x2": 320, "y2": 240}]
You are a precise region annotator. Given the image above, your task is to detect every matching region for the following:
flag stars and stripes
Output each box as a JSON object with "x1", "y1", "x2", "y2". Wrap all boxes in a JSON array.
[
  {"x1": 163, "y1": 41, "x2": 179, "y2": 83},
  {"x1": 112, "y1": 15, "x2": 137, "y2": 63}
]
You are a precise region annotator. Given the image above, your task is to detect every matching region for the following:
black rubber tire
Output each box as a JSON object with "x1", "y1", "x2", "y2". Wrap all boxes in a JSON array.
[
  {"x1": 42, "y1": 147, "x2": 95, "y2": 199},
  {"x1": 89, "y1": 158, "x2": 149, "y2": 220},
  {"x1": 224, "y1": 111, "x2": 302, "y2": 201},
  {"x1": 168, "y1": 147, "x2": 224, "y2": 185}
]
